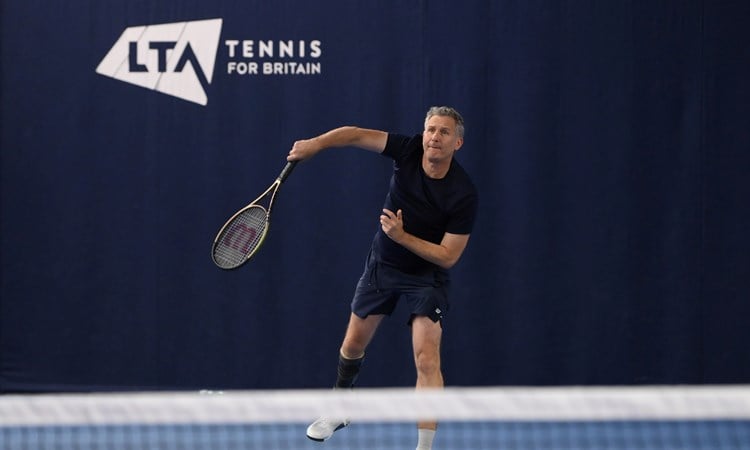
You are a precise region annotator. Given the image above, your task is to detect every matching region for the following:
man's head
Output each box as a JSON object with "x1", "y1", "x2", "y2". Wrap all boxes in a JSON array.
[
  {"x1": 425, "y1": 106, "x2": 465, "y2": 138},
  {"x1": 422, "y1": 106, "x2": 465, "y2": 168}
]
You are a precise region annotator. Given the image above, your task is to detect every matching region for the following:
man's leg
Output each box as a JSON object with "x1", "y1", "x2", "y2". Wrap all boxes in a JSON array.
[
  {"x1": 341, "y1": 313, "x2": 384, "y2": 360},
  {"x1": 411, "y1": 316, "x2": 443, "y2": 449},
  {"x1": 336, "y1": 312, "x2": 383, "y2": 387},
  {"x1": 306, "y1": 313, "x2": 384, "y2": 442}
]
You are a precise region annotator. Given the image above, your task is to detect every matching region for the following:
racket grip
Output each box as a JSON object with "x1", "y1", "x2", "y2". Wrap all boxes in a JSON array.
[{"x1": 278, "y1": 160, "x2": 298, "y2": 183}]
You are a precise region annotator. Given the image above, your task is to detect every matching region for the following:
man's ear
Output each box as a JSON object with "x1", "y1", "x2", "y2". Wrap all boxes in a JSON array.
[{"x1": 454, "y1": 137, "x2": 464, "y2": 151}]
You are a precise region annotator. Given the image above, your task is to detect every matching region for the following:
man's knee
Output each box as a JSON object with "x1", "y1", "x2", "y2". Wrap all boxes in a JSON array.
[{"x1": 414, "y1": 348, "x2": 441, "y2": 376}]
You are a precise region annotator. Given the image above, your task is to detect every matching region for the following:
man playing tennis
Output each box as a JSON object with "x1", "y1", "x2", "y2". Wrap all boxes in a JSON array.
[{"x1": 287, "y1": 106, "x2": 478, "y2": 450}]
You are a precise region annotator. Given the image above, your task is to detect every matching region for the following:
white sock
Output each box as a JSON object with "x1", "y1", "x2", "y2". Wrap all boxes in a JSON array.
[{"x1": 416, "y1": 428, "x2": 435, "y2": 450}]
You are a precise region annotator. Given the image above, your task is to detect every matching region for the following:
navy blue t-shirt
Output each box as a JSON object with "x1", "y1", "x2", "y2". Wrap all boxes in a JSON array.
[{"x1": 371, "y1": 133, "x2": 478, "y2": 273}]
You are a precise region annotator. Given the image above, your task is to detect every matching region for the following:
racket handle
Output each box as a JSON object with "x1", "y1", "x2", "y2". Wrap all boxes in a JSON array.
[{"x1": 278, "y1": 160, "x2": 298, "y2": 183}]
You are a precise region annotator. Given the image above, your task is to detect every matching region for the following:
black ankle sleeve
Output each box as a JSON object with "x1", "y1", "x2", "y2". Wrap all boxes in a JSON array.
[{"x1": 335, "y1": 354, "x2": 364, "y2": 388}]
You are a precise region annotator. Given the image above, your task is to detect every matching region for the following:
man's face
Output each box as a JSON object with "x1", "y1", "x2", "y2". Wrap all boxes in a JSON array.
[{"x1": 422, "y1": 115, "x2": 463, "y2": 164}]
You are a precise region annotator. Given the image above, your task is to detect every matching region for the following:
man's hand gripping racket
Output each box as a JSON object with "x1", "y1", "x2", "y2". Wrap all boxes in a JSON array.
[{"x1": 211, "y1": 161, "x2": 297, "y2": 269}]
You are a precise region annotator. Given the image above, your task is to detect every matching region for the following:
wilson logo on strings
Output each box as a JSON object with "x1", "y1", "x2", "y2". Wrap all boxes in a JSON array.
[{"x1": 96, "y1": 19, "x2": 223, "y2": 106}]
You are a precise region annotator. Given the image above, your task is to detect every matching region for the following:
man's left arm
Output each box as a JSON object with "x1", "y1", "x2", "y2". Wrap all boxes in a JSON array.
[{"x1": 380, "y1": 209, "x2": 470, "y2": 270}]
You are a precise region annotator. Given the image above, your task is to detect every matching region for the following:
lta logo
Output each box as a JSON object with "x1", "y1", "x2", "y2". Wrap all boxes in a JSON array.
[{"x1": 96, "y1": 19, "x2": 223, "y2": 106}]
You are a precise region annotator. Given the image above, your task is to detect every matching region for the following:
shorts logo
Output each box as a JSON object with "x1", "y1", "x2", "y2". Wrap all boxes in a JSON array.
[{"x1": 96, "y1": 19, "x2": 223, "y2": 106}]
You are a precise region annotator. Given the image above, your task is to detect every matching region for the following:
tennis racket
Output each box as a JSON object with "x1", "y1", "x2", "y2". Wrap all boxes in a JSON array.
[{"x1": 211, "y1": 160, "x2": 298, "y2": 269}]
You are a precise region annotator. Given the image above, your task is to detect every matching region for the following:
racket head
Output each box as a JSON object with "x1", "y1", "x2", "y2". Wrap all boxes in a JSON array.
[{"x1": 211, "y1": 205, "x2": 270, "y2": 269}]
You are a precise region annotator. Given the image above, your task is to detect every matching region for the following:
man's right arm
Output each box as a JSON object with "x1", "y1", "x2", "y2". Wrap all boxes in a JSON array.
[{"x1": 287, "y1": 127, "x2": 388, "y2": 161}]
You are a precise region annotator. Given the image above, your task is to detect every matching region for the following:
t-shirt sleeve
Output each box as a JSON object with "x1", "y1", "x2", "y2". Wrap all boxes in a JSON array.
[
  {"x1": 382, "y1": 133, "x2": 420, "y2": 162},
  {"x1": 447, "y1": 189, "x2": 478, "y2": 235}
]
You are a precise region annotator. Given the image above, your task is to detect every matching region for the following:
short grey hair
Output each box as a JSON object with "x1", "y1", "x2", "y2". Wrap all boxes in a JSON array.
[{"x1": 425, "y1": 106, "x2": 465, "y2": 138}]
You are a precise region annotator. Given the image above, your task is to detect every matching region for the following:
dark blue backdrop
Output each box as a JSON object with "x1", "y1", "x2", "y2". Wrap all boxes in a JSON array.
[{"x1": 1, "y1": 0, "x2": 749, "y2": 392}]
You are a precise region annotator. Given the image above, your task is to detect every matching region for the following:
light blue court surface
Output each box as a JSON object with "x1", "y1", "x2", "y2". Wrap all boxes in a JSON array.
[{"x1": 3, "y1": 420, "x2": 750, "y2": 450}]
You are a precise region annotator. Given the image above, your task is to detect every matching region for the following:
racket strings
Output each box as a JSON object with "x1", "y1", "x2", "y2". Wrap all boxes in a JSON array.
[{"x1": 213, "y1": 207, "x2": 268, "y2": 269}]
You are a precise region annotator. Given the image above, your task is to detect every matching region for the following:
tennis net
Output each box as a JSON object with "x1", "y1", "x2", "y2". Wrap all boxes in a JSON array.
[{"x1": 2, "y1": 386, "x2": 749, "y2": 449}]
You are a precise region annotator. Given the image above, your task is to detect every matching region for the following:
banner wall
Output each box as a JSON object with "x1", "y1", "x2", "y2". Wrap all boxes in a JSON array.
[{"x1": 1, "y1": 0, "x2": 748, "y2": 391}]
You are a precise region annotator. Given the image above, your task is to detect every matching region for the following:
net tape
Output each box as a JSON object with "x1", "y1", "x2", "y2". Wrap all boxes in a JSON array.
[{"x1": 2, "y1": 386, "x2": 750, "y2": 427}]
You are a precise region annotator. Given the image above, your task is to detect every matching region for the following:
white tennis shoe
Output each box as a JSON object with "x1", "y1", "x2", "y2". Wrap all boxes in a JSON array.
[{"x1": 306, "y1": 417, "x2": 349, "y2": 441}]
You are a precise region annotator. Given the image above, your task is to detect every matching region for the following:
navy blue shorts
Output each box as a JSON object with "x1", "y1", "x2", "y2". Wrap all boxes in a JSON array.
[{"x1": 351, "y1": 251, "x2": 450, "y2": 324}]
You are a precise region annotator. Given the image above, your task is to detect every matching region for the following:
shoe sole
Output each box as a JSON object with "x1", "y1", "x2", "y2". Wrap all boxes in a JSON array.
[{"x1": 306, "y1": 422, "x2": 349, "y2": 442}]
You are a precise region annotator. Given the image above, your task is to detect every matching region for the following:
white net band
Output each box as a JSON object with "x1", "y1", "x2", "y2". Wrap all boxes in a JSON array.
[{"x1": 3, "y1": 385, "x2": 750, "y2": 427}]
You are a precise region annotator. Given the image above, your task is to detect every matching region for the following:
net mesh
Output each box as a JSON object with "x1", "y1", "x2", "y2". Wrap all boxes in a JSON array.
[
  {"x1": 212, "y1": 206, "x2": 268, "y2": 268},
  {"x1": 2, "y1": 386, "x2": 749, "y2": 450}
]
